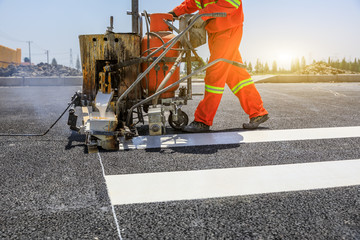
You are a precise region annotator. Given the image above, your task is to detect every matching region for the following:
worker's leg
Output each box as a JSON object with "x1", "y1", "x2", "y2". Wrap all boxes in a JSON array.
[
  {"x1": 226, "y1": 54, "x2": 268, "y2": 118},
  {"x1": 225, "y1": 27, "x2": 268, "y2": 119},
  {"x1": 194, "y1": 28, "x2": 238, "y2": 126}
]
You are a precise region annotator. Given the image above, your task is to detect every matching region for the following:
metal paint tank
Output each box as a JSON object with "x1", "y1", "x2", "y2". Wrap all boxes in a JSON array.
[
  {"x1": 79, "y1": 33, "x2": 141, "y2": 101},
  {"x1": 141, "y1": 13, "x2": 180, "y2": 99}
]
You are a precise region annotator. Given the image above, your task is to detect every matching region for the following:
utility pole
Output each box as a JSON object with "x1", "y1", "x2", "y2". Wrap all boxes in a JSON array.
[
  {"x1": 46, "y1": 50, "x2": 49, "y2": 64},
  {"x1": 132, "y1": 0, "x2": 139, "y2": 34},
  {"x1": 70, "y1": 48, "x2": 73, "y2": 68},
  {"x1": 27, "y1": 41, "x2": 33, "y2": 64}
]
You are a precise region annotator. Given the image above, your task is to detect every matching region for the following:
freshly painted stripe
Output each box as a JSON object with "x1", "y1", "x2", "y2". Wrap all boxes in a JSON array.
[
  {"x1": 119, "y1": 126, "x2": 360, "y2": 150},
  {"x1": 105, "y1": 159, "x2": 360, "y2": 205},
  {"x1": 97, "y1": 153, "x2": 123, "y2": 240}
]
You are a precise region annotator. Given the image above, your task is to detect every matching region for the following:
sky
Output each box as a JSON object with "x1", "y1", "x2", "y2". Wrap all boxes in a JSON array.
[{"x1": 0, "y1": 0, "x2": 360, "y2": 69}]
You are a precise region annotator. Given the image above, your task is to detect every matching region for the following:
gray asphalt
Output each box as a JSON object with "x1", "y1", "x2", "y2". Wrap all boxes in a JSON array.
[{"x1": 1, "y1": 82, "x2": 360, "y2": 239}]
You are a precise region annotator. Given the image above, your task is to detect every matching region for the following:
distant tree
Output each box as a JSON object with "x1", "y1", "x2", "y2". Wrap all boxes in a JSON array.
[
  {"x1": 340, "y1": 58, "x2": 345, "y2": 70},
  {"x1": 356, "y1": 58, "x2": 360, "y2": 72},
  {"x1": 24, "y1": 57, "x2": 30, "y2": 63},
  {"x1": 76, "y1": 55, "x2": 81, "y2": 71},
  {"x1": 353, "y1": 59, "x2": 358, "y2": 72},
  {"x1": 248, "y1": 62, "x2": 253, "y2": 72},
  {"x1": 331, "y1": 59, "x2": 340, "y2": 69},
  {"x1": 51, "y1": 58, "x2": 58, "y2": 66},
  {"x1": 301, "y1": 56, "x2": 306, "y2": 69},
  {"x1": 184, "y1": 56, "x2": 205, "y2": 73},
  {"x1": 291, "y1": 58, "x2": 300, "y2": 73},
  {"x1": 264, "y1": 62, "x2": 270, "y2": 73},
  {"x1": 255, "y1": 59, "x2": 263, "y2": 74},
  {"x1": 272, "y1": 60, "x2": 277, "y2": 73}
]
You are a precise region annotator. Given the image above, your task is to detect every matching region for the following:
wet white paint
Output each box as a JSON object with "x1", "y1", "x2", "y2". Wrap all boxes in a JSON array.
[
  {"x1": 120, "y1": 126, "x2": 360, "y2": 150},
  {"x1": 105, "y1": 159, "x2": 360, "y2": 205}
]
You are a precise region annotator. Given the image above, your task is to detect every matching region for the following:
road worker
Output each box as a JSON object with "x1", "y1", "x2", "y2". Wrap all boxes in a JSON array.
[{"x1": 169, "y1": 0, "x2": 269, "y2": 132}]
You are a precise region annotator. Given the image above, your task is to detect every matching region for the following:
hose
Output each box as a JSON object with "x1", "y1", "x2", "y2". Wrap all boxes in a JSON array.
[{"x1": 0, "y1": 96, "x2": 77, "y2": 137}]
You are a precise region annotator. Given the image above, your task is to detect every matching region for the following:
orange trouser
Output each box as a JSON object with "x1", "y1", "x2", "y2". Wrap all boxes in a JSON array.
[{"x1": 194, "y1": 25, "x2": 268, "y2": 126}]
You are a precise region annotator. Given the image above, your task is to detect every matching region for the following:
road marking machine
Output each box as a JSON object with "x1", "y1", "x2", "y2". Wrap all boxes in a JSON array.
[{"x1": 67, "y1": 0, "x2": 246, "y2": 151}]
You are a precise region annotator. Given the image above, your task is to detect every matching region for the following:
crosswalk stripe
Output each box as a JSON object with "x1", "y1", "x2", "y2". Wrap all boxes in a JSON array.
[
  {"x1": 105, "y1": 159, "x2": 360, "y2": 205},
  {"x1": 120, "y1": 126, "x2": 360, "y2": 150}
]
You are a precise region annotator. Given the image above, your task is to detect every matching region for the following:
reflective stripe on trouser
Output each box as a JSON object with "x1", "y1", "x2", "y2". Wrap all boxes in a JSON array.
[
  {"x1": 194, "y1": 25, "x2": 268, "y2": 126},
  {"x1": 205, "y1": 84, "x2": 224, "y2": 94}
]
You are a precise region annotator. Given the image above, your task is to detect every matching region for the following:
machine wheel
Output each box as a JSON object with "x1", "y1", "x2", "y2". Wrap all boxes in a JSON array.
[{"x1": 168, "y1": 110, "x2": 189, "y2": 130}]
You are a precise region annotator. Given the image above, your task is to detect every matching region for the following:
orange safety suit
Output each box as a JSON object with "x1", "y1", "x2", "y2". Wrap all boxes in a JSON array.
[{"x1": 173, "y1": 0, "x2": 268, "y2": 126}]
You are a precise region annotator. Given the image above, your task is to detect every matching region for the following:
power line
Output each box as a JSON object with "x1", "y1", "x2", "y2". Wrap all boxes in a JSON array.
[
  {"x1": 0, "y1": 31, "x2": 77, "y2": 65},
  {"x1": 0, "y1": 30, "x2": 26, "y2": 43},
  {"x1": 32, "y1": 42, "x2": 47, "y2": 51}
]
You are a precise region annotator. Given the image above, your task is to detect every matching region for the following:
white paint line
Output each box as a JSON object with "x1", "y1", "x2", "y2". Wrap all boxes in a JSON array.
[
  {"x1": 97, "y1": 153, "x2": 123, "y2": 240},
  {"x1": 120, "y1": 126, "x2": 360, "y2": 150},
  {"x1": 105, "y1": 159, "x2": 360, "y2": 205}
]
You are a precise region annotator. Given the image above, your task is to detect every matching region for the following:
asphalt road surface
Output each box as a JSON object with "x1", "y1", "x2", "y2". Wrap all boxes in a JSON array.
[{"x1": 1, "y1": 82, "x2": 360, "y2": 239}]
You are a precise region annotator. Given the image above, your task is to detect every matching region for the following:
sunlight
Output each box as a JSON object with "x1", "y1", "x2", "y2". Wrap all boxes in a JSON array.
[{"x1": 276, "y1": 53, "x2": 293, "y2": 69}]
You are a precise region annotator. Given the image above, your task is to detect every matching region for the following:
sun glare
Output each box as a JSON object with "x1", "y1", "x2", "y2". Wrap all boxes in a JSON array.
[
  {"x1": 277, "y1": 53, "x2": 293, "y2": 66},
  {"x1": 276, "y1": 53, "x2": 293, "y2": 68}
]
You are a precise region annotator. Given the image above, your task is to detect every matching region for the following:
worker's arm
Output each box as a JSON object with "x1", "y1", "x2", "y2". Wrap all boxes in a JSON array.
[
  {"x1": 172, "y1": 0, "x2": 241, "y2": 19},
  {"x1": 172, "y1": 0, "x2": 200, "y2": 17},
  {"x1": 199, "y1": 0, "x2": 242, "y2": 20}
]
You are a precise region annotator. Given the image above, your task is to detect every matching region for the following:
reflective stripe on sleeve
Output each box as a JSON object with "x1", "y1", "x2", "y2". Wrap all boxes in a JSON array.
[
  {"x1": 195, "y1": 0, "x2": 203, "y2": 9},
  {"x1": 224, "y1": 0, "x2": 241, "y2": 8},
  {"x1": 204, "y1": 1, "x2": 217, "y2": 7},
  {"x1": 205, "y1": 84, "x2": 224, "y2": 94},
  {"x1": 231, "y1": 78, "x2": 254, "y2": 94}
]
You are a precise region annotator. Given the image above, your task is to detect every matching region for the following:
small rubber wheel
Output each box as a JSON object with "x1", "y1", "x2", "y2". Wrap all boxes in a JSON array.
[{"x1": 168, "y1": 110, "x2": 189, "y2": 130}]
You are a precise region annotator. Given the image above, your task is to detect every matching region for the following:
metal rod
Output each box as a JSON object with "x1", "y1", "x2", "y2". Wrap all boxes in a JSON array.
[
  {"x1": 152, "y1": 51, "x2": 185, "y2": 105},
  {"x1": 126, "y1": 58, "x2": 245, "y2": 125},
  {"x1": 138, "y1": 12, "x2": 143, "y2": 37},
  {"x1": 141, "y1": 47, "x2": 183, "y2": 57},
  {"x1": 186, "y1": 50, "x2": 192, "y2": 99},
  {"x1": 143, "y1": 35, "x2": 177, "y2": 60},
  {"x1": 164, "y1": 20, "x2": 202, "y2": 61}
]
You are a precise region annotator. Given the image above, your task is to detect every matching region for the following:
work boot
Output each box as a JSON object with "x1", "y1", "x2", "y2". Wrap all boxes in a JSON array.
[
  {"x1": 243, "y1": 114, "x2": 269, "y2": 129},
  {"x1": 182, "y1": 121, "x2": 210, "y2": 133}
]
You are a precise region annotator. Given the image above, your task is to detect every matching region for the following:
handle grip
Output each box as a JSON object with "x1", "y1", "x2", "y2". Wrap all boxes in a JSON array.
[
  {"x1": 231, "y1": 61, "x2": 246, "y2": 69},
  {"x1": 210, "y1": 12, "x2": 227, "y2": 18}
]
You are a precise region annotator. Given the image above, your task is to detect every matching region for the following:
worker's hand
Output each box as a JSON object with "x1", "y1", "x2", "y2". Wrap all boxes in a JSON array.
[{"x1": 168, "y1": 11, "x2": 178, "y2": 18}]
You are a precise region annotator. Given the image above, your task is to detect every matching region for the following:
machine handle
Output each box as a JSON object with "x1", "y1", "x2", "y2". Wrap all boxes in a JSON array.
[
  {"x1": 232, "y1": 61, "x2": 246, "y2": 68},
  {"x1": 210, "y1": 12, "x2": 227, "y2": 18}
]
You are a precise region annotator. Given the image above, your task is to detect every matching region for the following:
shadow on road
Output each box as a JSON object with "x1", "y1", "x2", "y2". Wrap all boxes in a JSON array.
[{"x1": 65, "y1": 131, "x2": 86, "y2": 152}]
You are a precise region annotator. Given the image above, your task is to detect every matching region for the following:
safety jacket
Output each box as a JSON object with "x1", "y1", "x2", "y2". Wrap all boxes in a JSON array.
[{"x1": 172, "y1": 0, "x2": 244, "y2": 33}]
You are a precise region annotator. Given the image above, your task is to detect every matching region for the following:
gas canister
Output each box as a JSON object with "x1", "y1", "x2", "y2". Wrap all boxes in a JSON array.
[{"x1": 141, "y1": 13, "x2": 180, "y2": 99}]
